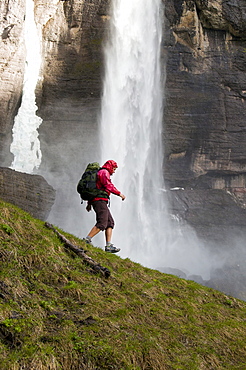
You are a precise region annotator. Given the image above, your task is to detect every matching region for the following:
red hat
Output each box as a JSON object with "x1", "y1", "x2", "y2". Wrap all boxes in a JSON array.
[{"x1": 102, "y1": 160, "x2": 118, "y2": 175}]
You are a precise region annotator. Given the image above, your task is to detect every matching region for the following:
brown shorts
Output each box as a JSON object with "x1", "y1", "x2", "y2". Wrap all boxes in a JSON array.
[{"x1": 92, "y1": 200, "x2": 115, "y2": 231}]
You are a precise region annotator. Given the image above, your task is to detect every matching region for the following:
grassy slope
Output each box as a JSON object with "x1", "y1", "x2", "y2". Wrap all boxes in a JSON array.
[{"x1": 0, "y1": 199, "x2": 246, "y2": 370}]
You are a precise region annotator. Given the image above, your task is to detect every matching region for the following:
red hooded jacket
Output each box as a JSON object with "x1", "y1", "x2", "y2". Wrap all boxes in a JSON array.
[{"x1": 93, "y1": 160, "x2": 121, "y2": 202}]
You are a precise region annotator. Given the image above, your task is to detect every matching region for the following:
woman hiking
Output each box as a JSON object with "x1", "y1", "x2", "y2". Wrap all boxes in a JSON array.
[{"x1": 83, "y1": 160, "x2": 126, "y2": 253}]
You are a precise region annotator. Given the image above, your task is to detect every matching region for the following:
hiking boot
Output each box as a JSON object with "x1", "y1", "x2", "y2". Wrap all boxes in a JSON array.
[
  {"x1": 105, "y1": 243, "x2": 120, "y2": 253},
  {"x1": 82, "y1": 237, "x2": 93, "y2": 246}
]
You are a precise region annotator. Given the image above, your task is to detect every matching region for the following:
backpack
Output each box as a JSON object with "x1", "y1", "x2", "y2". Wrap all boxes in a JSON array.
[{"x1": 77, "y1": 162, "x2": 109, "y2": 202}]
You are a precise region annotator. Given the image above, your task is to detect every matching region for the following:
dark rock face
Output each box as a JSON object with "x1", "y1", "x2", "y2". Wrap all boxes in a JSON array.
[
  {"x1": 0, "y1": 167, "x2": 55, "y2": 220},
  {"x1": 196, "y1": 0, "x2": 246, "y2": 38},
  {"x1": 207, "y1": 261, "x2": 246, "y2": 301},
  {"x1": 39, "y1": 0, "x2": 110, "y2": 102},
  {"x1": 160, "y1": 0, "x2": 246, "y2": 301},
  {"x1": 163, "y1": 0, "x2": 246, "y2": 192},
  {"x1": 163, "y1": 0, "x2": 246, "y2": 250}
]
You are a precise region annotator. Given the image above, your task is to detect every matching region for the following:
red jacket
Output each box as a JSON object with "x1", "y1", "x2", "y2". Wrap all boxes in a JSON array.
[{"x1": 93, "y1": 160, "x2": 121, "y2": 202}]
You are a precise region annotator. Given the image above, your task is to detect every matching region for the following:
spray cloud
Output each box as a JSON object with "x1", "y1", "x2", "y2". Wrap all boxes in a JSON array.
[{"x1": 99, "y1": 0, "x2": 222, "y2": 279}]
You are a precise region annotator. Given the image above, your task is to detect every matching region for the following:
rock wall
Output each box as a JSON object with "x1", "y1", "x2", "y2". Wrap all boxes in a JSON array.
[
  {"x1": 0, "y1": 0, "x2": 25, "y2": 166},
  {"x1": 164, "y1": 0, "x2": 246, "y2": 191},
  {"x1": 163, "y1": 0, "x2": 246, "y2": 246},
  {"x1": 35, "y1": 0, "x2": 110, "y2": 102}
]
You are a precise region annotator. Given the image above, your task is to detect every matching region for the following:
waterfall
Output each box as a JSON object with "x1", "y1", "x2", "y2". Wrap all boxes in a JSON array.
[
  {"x1": 100, "y1": 0, "x2": 218, "y2": 278},
  {"x1": 10, "y1": 0, "x2": 42, "y2": 174},
  {"x1": 100, "y1": 0, "x2": 169, "y2": 266}
]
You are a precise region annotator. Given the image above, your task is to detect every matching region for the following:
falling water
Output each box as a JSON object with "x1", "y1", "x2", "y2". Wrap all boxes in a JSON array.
[
  {"x1": 100, "y1": 0, "x2": 169, "y2": 265},
  {"x1": 10, "y1": 0, "x2": 42, "y2": 173},
  {"x1": 100, "y1": 0, "x2": 219, "y2": 278}
]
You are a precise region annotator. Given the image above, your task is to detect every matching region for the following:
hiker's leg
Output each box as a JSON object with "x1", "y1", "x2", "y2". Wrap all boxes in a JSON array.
[
  {"x1": 105, "y1": 208, "x2": 115, "y2": 243},
  {"x1": 104, "y1": 207, "x2": 120, "y2": 253},
  {"x1": 92, "y1": 201, "x2": 109, "y2": 231},
  {"x1": 105, "y1": 227, "x2": 113, "y2": 243},
  {"x1": 87, "y1": 226, "x2": 101, "y2": 239}
]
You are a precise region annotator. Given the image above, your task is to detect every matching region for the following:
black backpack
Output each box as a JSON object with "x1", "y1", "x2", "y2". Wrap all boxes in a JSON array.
[{"x1": 77, "y1": 162, "x2": 109, "y2": 202}]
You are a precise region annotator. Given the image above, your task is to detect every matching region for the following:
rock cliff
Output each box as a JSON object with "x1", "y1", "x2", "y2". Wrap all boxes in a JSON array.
[
  {"x1": 163, "y1": 0, "x2": 246, "y2": 240},
  {"x1": 164, "y1": 0, "x2": 246, "y2": 190}
]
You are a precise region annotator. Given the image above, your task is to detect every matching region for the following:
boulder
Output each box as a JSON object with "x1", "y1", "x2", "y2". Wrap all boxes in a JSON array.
[{"x1": 0, "y1": 167, "x2": 55, "y2": 220}]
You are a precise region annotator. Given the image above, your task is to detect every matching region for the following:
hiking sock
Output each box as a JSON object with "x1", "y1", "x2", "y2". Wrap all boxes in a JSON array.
[
  {"x1": 86, "y1": 236, "x2": 92, "y2": 243},
  {"x1": 106, "y1": 241, "x2": 112, "y2": 246}
]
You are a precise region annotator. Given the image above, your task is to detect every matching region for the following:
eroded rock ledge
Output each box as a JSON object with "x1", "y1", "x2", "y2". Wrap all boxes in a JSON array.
[{"x1": 0, "y1": 167, "x2": 55, "y2": 220}]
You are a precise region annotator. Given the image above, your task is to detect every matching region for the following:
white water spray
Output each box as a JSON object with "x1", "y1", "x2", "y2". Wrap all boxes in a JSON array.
[
  {"x1": 100, "y1": 0, "x2": 219, "y2": 279},
  {"x1": 100, "y1": 0, "x2": 168, "y2": 262},
  {"x1": 10, "y1": 0, "x2": 42, "y2": 173}
]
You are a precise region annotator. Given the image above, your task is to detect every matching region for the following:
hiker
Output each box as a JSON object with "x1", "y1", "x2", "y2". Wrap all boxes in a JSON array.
[{"x1": 83, "y1": 160, "x2": 126, "y2": 253}]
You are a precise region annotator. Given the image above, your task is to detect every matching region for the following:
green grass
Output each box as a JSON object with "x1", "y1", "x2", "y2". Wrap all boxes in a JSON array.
[{"x1": 0, "y1": 199, "x2": 246, "y2": 369}]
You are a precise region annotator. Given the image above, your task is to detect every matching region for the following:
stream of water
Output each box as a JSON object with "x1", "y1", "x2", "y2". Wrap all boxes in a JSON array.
[
  {"x1": 100, "y1": 0, "x2": 169, "y2": 265},
  {"x1": 10, "y1": 0, "x2": 42, "y2": 173}
]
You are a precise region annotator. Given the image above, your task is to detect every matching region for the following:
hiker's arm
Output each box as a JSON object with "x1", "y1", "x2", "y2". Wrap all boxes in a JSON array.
[
  {"x1": 119, "y1": 193, "x2": 126, "y2": 201},
  {"x1": 100, "y1": 171, "x2": 121, "y2": 195}
]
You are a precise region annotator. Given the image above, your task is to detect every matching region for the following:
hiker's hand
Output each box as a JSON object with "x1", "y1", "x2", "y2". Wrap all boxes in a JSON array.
[
  {"x1": 86, "y1": 204, "x2": 92, "y2": 212},
  {"x1": 120, "y1": 193, "x2": 126, "y2": 201}
]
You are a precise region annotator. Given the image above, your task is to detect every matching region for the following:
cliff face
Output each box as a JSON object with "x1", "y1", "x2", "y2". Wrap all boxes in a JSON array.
[
  {"x1": 35, "y1": 0, "x2": 109, "y2": 102},
  {"x1": 0, "y1": 0, "x2": 246, "y2": 238},
  {"x1": 164, "y1": 0, "x2": 246, "y2": 189},
  {"x1": 0, "y1": 0, "x2": 25, "y2": 166},
  {"x1": 163, "y1": 0, "x2": 246, "y2": 245}
]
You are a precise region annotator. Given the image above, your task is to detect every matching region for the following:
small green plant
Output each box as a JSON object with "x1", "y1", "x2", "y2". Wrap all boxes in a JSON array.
[
  {"x1": 1, "y1": 318, "x2": 22, "y2": 333},
  {"x1": 1, "y1": 224, "x2": 14, "y2": 235},
  {"x1": 72, "y1": 334, "x2": 85, "y2": 352},
  {"x1": 39, "y1": 300, "x2": 53, "y2": 310},
  {"x1": 225, "y1": 298, "x2": 233, "y2": 306},
  {"x1": 1, "y1": 318, "x2": 13, "y2": 327},
  {"x1": 63, "y1": 281, "x2": 78, "y2": 290}
]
